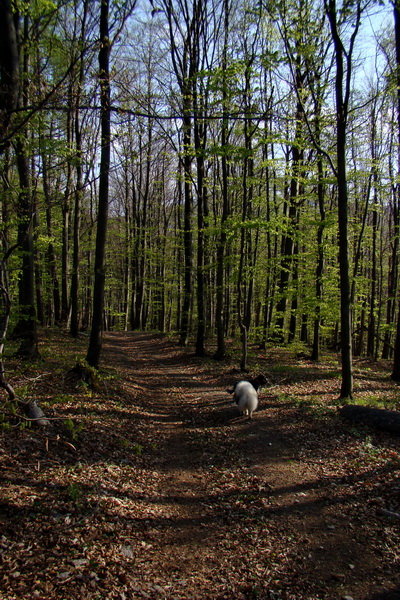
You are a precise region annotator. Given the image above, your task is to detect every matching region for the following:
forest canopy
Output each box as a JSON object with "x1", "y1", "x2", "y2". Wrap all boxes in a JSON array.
[{"x1": 0, "y1": 0, "x2": 397, "y2": 388}]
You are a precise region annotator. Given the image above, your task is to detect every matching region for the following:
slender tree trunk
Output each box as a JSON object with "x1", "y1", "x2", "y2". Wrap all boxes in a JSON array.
[
  {"x1": 325, "y1": 0, "x2": 358, "y2": 398},
  {"x1": 336, "y1": 124, "x2": 353, "y2": 397},
  {"x1": 382, "y1": 171, "x2": 399, "y2": 359},
  {"x1": 132, "y1": 126, "x2": 151, "y2": 330},
  {"x1": 382, "y1": 112, "x2": 398, "y2": 359},
  {"x1": 260, "y1": 98, "x2": 276, "y2": 350},
  {"x1": 86, "y1": 0, "x2": 110, "y2": 368},
  {"x1": 61, "y1": 94, "x2": 73, "y2": 323},
  {"x1": 162, "y1": 0, "x2": 197, "y2": 346},
  {"x1": 367, "y1": 171, "x2": 378, "y2": 357},
  {"x1": 194, "y1": 84, "x2": 207, "y2": 356},
  {"x1": 14, "y1": 137, "x2": 39, "y2": 358},
  {"x1": 391, "y1": 0, "x2": 400, "y2": 380},
  {"x1": 237, "y1": 128, "x2": 250, "y2": 371},
  {"x1": 237, "y1": 52, "x2": 258, "y2": 371},
  {"x1": 123, "y1": 169, "x2": 131, "y2": 331},
  {"x1": 214, "y1": 0, "x2": 230, "y2": 360},
  {"x1": 179, "y1": 94, "x2": 193, "y2": 346},
  {"x1": 70, "y1": 2, "x2": 88, "y2": 335},
  {"x1": 13, "y1": 15, "x2": 39, "y2": 359},
  {"x1": 42, "y1": 153, "x2": 61, "y2": 323},
  {"x1": 311, "y1": 151, "x2": 325, "y2": 360},
  {"x1": 32, "y1": 180, "x2": 44, "y2": 326},
  {"x1": 288, "y1": 239, "x2": 299, "y2": 343},
  {"x1": 70, "y1": 112, "x2": 83, "y2": 337},
  {"x1": 275, "y1": 81, "x2": 304, "y2": 342}
]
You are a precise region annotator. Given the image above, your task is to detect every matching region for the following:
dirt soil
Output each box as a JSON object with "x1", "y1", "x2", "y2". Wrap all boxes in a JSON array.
[{"x1": 1, "y1": 331, "x2": 400, "y2": 600}]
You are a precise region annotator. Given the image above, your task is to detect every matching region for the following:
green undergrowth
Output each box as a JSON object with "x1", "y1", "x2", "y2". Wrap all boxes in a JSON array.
[
  {"x1": 277, "y1": 392, "x2": 336, "y2": 420},
  {"x1": 342, "y1": 395, "x2": 400, "y2": 411}
]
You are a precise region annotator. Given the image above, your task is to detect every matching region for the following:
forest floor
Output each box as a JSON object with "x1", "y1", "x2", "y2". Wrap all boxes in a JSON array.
[{"x1": 1, "y1": 330, "x2": 400, "y2": 600}]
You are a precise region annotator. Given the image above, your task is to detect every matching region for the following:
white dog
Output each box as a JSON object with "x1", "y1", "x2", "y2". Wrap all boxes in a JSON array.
[{"x1": 233, "y1": 381, "x2": 258, "y2": 419}]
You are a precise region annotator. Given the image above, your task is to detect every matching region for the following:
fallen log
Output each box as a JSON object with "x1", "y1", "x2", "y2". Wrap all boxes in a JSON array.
[{"x1": 340, "y1": 404, "x2": 400, "y2": 435}]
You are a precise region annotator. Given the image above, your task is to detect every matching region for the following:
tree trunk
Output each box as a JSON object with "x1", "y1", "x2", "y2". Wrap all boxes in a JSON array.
[
  {"x1": 214, "y1": 0, "x2": 230, "y2": 360},
  {"x1": 86, "y1": 0, "x2": 111, "y2": 369},
  {"x1": 237, "y1": 50, "x2": 258, "y2": 372},
  {"x1": 260, "y1": 97, "x2": 276, "y2": 350},
  {"x1": 13, "y1": 139, "x2": 39, "y2": 358},
  {"x1": 311, "y1": 151, "x2": 326, "y2": 361},
  {"x1": 194, "y1": 81, "x2": 207, "y2": 357},
  {"x1": 13, "y1": 16, "x2": 39, "y2": 359},
  {"x1": 391, "y1": 0, "x2": 400, "y2": 380},
  {"x1": 61, "y1": 89, "x2": 74, "y2": 323},
  {"x1": 275, "y1": 79, "x2": 304, "y2": 343},
  {"x1": 42, "y1": 153, "x2": 61, "y2": 324},
  {"x1": 179, "y1": 95, "x2": 193, "y2": 347},
  {"x1": 70, "y1": 2, "x2": 88, "y2": 335},
  {"x1": 325, "y1": 0, "x2": 360, "y2": 398},
  {"x1": 0, "y1": 0, "x2": 19, "y2": 151},
  {"x1": 70, "y1": 111, "x2": 83, "y2": 337}
]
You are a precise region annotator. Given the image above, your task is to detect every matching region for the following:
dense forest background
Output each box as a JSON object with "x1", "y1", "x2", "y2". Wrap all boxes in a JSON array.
[{"x1": 0, "y1": 0, "x2": 398, "y2": 392}]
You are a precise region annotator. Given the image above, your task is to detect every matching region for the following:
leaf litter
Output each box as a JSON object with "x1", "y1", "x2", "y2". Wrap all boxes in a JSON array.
[{"x1": 0, "y1": 331, "x2": 399, "y2": 599}]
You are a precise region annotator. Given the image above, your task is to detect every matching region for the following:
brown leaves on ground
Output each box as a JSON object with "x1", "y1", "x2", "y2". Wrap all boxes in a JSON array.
[{"x1": 0, "y1": 331, "x2": 400, "y2": 600}]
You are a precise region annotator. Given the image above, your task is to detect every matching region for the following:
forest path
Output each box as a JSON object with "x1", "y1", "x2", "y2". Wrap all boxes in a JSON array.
[
  {"x1": 2, "y1": 330, "x2": 399, "y2": 600},
  {"x1": 98, "y1": 331, "x2": 396, "y2": 600}
]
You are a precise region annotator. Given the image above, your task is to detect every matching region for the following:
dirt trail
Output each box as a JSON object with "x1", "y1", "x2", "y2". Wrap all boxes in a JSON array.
[
  {"x1": 100, "y1": 332, "x2": 399, "y2": 600},
  {"x1": 1, "y1": 331, "x2": 399, "y2": 600}
]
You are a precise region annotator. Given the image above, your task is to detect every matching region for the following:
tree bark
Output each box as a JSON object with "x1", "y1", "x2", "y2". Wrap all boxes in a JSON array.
[
  {"x1": 42, "y1": 153, "x2": 61, "y2": 324},
  {"x1": 275, "y1": 68, "x2": 304, "y2": 343},
  {"x1": 162, "y1": 0, "x2": 199, "y2": 347},
  {"x1": 70, "y1": 112, "x2": 83, "y2": 337},
  {"x1": 214, "y1": 0, "x2": 230, "y2": 360},
  {"x1": 0, "y1": 0, "x2": 19, "y2": 151},
  {"x1": 325, "y1": 0, "x2": 360, "y2": 398},
  {"x1": 391, "y1": 0, "x2": 400, "y2": 380},
  {"x1": 13, "y1": 15, "x2": 39, "y2": 359},
  {"x1": 86, "y1": 0, "x2": 111, "y2": 368},
  {"x1": 311, "y1": 150, "x2": 326, "y2": 361},
  {"x1": 194, "y1": 63, "x2": 207, "y2": 357}
]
